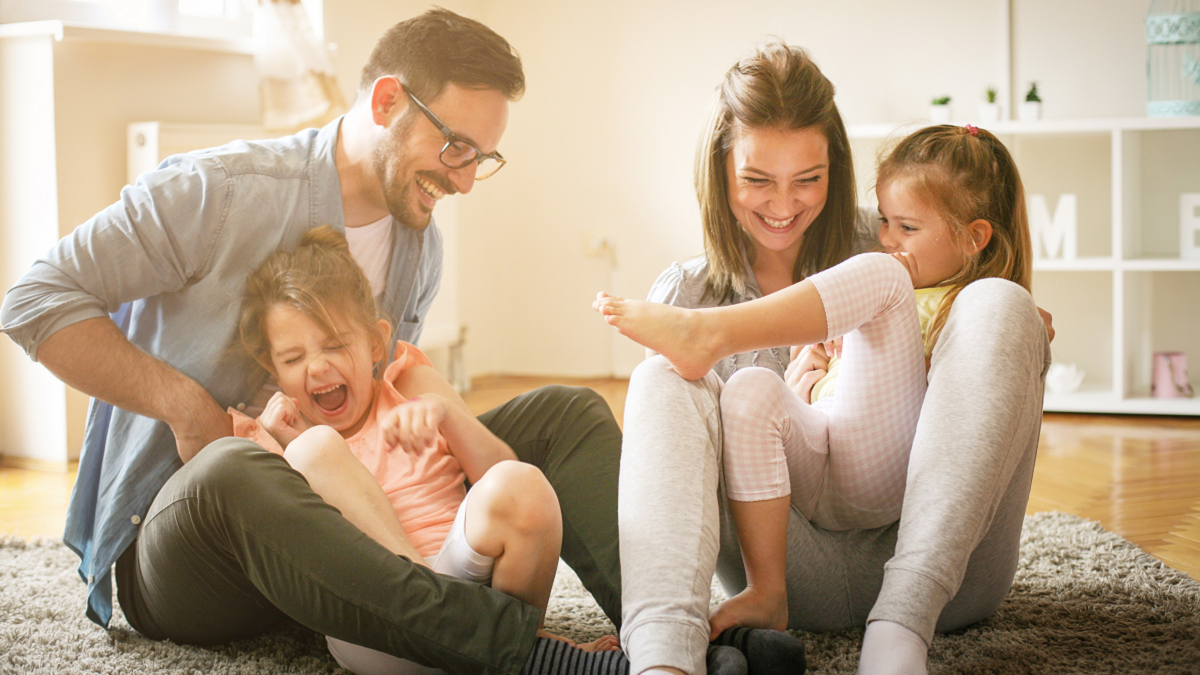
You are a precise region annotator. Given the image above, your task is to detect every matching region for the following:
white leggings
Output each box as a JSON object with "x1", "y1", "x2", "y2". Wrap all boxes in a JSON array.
[
  {"x1": 327, "y1": 488, "x2": 494, "y2": 675},
  {"x1": 721, "y1": 253, "x2": 927, "y2": 530}
]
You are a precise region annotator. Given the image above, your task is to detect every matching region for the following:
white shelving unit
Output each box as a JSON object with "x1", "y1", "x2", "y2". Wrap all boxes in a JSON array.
[{"x1": 849, "y1": 116, "x2": 1200, "y2": 416}]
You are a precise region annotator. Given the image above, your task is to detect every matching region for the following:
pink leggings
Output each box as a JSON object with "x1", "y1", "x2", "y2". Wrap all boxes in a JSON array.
[{"x1": 720, "y1": 253, "x2": 927, "y2": 530}]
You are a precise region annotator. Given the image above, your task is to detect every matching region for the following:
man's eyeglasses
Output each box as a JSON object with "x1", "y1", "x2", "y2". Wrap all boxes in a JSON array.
[{"x1": 403, "y1": 86, "x2": 506, "y2": 180}]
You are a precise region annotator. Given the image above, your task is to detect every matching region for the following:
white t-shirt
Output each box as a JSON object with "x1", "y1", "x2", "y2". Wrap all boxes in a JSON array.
[{"x1": 344, "y1": 214, "x2": 395, "y2": 298}]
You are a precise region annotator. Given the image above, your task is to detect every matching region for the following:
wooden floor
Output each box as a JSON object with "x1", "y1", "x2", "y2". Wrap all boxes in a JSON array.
[{"x1": 2, "y1": 376, "x2": 1198, "y2": 582}]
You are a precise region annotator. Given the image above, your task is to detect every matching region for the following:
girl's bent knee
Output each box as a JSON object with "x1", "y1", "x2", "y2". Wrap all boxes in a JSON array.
[
  {"x1": 722, "y1": 368, "x2": 784, "y2": 416},
  {"x1": 282, "y1": 425, "x2": 348, "y2": 472},
  {"x1": 477, "y1": 461, "x2": 560, "y2": 532}
]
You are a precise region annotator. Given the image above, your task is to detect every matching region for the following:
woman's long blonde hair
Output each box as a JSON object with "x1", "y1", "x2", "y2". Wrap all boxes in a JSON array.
[
  {"x1": 238, "y1": 226, "x2": 384, "y2": 373},
  {"x1": 876, "y1": 124, "x2": 1032, "y2": 351},
  {"x1": 696, "y1": 41, "x2": 857, "y2": 303}
]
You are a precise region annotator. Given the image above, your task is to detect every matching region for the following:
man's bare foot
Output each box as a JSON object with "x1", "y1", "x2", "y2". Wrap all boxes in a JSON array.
[
  {"x1": 578, "y1": 635, "x2": 621, "y2": 652},
  {"x1": 592, "y1": 292, "x2": 720, "y2": 380},
  {"x1": 708, "y1": 586, "x2": 789, "y2": 640},
  {"x1": 537, "y1": 630, "x2": 620, "y2": 652}
]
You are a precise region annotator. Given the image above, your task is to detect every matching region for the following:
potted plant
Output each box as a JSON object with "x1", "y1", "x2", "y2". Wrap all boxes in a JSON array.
[
  {"x1": 929, "y1": 95, "x2": 952, "y2": 124},
  {"x1": 1020, "y1": 82, "x2": 1042, "y2": 121},
  {"x1": 978, "y1": 86, "x2": 1001, "y2": 123}
]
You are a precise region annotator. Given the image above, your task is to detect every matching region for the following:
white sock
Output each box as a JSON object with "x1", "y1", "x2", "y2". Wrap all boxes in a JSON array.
[{"x1": 856, "y1": 620, "x2": 928, "y2": 675}]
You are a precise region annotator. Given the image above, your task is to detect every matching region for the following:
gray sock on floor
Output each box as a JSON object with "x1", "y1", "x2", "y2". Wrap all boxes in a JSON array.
[
  {"x1": 707, "y1": 644, "x2": 749, "y2": 675},
  {"x1": 712, "y1": 627, "x2": 807, "y2": 675}
]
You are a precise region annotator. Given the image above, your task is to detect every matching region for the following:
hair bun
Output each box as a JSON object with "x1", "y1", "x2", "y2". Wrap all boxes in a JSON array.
[{"x1": 300, "y1": 225, "x2": 350, "y2": 252}]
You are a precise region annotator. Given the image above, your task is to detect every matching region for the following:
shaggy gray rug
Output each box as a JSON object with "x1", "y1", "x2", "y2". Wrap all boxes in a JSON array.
[{"x1": 2, "y1": 512, "x2": 1198, "y2": 674}]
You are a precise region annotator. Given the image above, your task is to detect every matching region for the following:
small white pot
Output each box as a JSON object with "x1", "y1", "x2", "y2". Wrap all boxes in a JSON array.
[
  {"x1": 929, "y1": 105, "x2": 952, "y2": 124},
  {"x1": 977, "y1": 102, "x2": 1001, "y2": 123},
  {"x1": 1019, "y1": 101, "x2": 1042, "y2": 122}
]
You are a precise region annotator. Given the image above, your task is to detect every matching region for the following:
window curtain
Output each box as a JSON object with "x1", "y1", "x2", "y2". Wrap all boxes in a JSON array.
[{"x1": 253, "y1": 0, "x2": 346, "y2": 132}]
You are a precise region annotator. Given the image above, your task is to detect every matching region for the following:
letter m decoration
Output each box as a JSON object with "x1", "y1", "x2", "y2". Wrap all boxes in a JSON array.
[{"x1": 1029, "y1": 193, "x2": 1077, "y2": 260}]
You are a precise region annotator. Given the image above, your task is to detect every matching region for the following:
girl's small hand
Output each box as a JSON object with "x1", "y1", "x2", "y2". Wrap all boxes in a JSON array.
[
  {"x1": 786, "y1": 344, "x2": 831, "y2": 404},
  {"x1": 260, "y1": 391, "x2": 310, "y2": 448},
  {"x1": 381, "y1": 395, "x2": 448, "y2": 453},
  {"x1": 890, "y1": 251, "x2": 920, "y2": 286}
]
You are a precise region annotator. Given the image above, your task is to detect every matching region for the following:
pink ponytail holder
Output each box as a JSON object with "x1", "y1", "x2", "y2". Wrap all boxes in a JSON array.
[{"x1": 965, "y1": 124, "x2": 979, "y2": 137}]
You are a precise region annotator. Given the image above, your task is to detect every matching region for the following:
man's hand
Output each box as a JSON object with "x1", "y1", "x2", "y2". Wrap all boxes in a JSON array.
[
  {"x1": 170, "y1": 396, "x2": 234, "y2": 463},
  {"x1": 785, "y1": 344, "x2": 832, "y2": 404},
  {"x1": 259, "y1": 391, "x2": 310, "y2": 449}
]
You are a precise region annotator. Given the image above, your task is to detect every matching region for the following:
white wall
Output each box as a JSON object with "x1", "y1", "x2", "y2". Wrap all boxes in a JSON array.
[
  {"x1": 0, "y1": 28, "x2": 260, "y2": 464},
  {"x1": 389, "y1": 0, "x2": 1148, "y2": 378},
  {"x1": 0, "y1": 0, "x2": 1156, "y2": 457}
]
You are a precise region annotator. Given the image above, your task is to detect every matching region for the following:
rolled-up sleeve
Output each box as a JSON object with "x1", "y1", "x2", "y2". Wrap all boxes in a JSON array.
[{"x1": 1, "y1": 156, "x2": 230, "y2": 361}]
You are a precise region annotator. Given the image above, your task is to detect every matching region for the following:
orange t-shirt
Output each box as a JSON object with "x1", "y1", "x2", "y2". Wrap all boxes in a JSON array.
[{"x1": 230, "y1": 342, "x2": 467, "y2": 557}]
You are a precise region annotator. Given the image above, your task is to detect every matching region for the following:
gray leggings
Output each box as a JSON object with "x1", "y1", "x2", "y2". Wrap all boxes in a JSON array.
[{"x1": 617, "y1": 278, "x2": 1051, "y2": 675}]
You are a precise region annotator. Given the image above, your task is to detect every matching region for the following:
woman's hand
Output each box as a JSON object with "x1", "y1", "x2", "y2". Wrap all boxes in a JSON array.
[
  {"x1": 786, "y1": 344, "x2": 832, "y2": 404},
  {"x1": 1037, "y1": 306, "x2": 1055, "y2": 342},
  {"x1": 260, "y1": 391, "x2": 310, "y2": 449},
  {"x1": 381, "y1": 395, "x2": 449, "y2": 453}
]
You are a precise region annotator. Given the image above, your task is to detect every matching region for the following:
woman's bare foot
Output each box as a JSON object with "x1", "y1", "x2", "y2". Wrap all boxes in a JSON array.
[
  {"x1": 592, "y1": 292, "x2": 720, "y2": 380},
  {"x1": 708, "y1": 586, "x2": 789, "y2": 640},
  {"x1": 537, "y1": 630, "x2": 621, "y2": 652}
]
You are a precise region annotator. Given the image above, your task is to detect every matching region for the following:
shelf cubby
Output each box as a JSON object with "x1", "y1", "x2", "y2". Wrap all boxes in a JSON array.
[{"x1": 850, "y1": 116, "x2": 1200, "y2": 415}]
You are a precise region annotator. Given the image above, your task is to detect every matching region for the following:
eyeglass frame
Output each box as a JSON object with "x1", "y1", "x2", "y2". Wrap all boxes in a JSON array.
[{"x1": 400, "y1": 82, "x2": 507, "y2": 180}]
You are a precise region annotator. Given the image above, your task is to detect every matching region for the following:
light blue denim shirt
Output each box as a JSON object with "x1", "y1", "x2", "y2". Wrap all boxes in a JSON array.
[{"x1": 0, "y1": 117, "x2": 442, "y2": 628}]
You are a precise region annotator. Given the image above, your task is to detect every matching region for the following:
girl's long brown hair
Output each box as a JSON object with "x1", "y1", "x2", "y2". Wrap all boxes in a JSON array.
[{"x1": 876, "y1": 124, "x2": 1032, "y2": 351}]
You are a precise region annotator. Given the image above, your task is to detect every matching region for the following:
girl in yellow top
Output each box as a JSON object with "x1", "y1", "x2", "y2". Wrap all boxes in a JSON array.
[{"x1": 594, "y1": 124, "x2": 1032, "y2": 641}]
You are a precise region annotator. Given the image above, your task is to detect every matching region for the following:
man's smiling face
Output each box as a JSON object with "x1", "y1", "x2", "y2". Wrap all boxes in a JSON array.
[{"x1": 373, "y1": 83, "x2": 510, "y2": 230}]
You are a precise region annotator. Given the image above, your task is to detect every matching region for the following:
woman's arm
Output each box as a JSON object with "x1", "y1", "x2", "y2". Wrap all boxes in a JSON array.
[{"x1": 390, "y1": 364, "x2": 518, "y2": 483}]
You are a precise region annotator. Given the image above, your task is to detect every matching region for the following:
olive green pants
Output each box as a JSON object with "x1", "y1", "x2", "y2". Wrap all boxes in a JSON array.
[{"x1": 116, "y1": 385, "x2": 622, "y2": 675}]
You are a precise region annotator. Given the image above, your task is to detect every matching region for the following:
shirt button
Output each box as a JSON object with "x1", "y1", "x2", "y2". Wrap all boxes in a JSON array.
[
  {"x1": 236, "y1": 403, "x2": 246, "y2": 411},
  {"x1": 88, "y1": 574, "x2": 95, "y2": 583},
  {"x1": 131, "y1": 515, "x2": 141, "y2": 525}
]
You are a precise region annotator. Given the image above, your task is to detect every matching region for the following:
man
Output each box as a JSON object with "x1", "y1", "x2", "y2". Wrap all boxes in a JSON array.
[{"x1": 1, "y1": 9, "x2": 624, "y2": 675}]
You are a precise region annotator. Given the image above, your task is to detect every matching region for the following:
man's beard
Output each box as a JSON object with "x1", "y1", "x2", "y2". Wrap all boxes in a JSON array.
[{"x1": 372, "y1": 117, "x2": 433, "y2": 231}]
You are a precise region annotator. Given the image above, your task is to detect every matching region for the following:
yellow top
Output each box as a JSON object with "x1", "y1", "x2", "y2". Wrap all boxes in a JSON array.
[{"x1": 810, "y1": 286, "x2": 951, "y2": 403}]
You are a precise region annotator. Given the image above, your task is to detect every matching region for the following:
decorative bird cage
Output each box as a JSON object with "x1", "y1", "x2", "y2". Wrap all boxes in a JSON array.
[{"x1": 1147, "y1": 0, "x2": 1200, "y2": 116}]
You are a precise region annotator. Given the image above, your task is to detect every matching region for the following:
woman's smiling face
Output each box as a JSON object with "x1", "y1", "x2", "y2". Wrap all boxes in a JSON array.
[{"x1": 726, "y1": 125, "x2": 830, "y2": 263}]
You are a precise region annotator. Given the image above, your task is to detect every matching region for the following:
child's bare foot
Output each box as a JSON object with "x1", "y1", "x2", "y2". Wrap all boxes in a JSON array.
[
  {"x1": 592, "y1": 292, "x2": 719, "y2": 380},
  {"x1": 708, "y1": 586, "x2": 789, "y2": 640}
]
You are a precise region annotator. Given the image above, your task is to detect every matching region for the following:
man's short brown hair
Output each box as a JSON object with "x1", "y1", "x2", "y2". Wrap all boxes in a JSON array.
[{"x1": 358, "y1": 7, "x2": 524, "y2": 103}]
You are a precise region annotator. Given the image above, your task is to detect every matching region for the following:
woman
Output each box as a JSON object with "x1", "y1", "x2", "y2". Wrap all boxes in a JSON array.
[{"x1": 616, "y1": 42, "x2": 1050, "y2": 675}]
